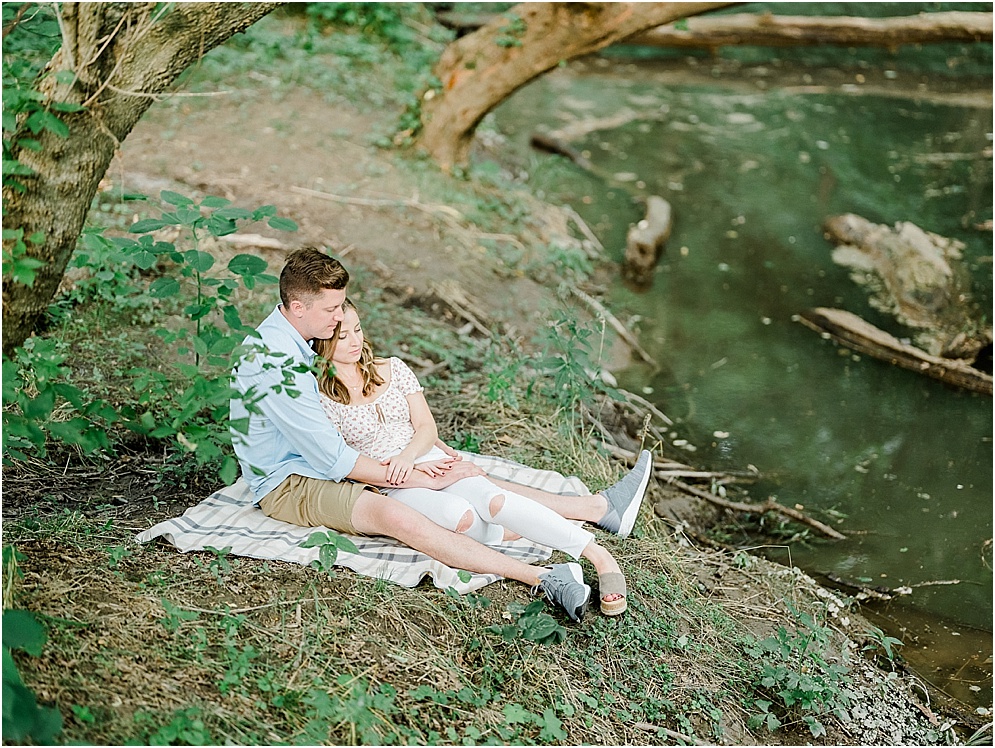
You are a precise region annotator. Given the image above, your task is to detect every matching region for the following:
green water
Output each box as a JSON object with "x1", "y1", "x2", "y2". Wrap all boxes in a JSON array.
[{"x1": 493, "y1": 55, "x2": 992, "y2": 702}]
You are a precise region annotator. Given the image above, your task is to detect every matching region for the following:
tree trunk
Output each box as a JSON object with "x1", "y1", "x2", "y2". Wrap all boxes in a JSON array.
[
  {"x1": 2, "y1": 2, "x2": 282, "y2": 356},
  {"x1": 419, "y1": 2, "x2": 733, "y2": 171},
  {"x1": 629, "y1": 11, "x2": 993, "y2": 49}
]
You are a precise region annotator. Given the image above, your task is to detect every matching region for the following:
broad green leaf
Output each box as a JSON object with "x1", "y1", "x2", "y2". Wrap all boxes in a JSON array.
[
  {"x1": 160, "y1": 190, "x2": 193, "y2": 206},
  {"x1": 252, "y1": 204, "x2": 278, "y2": 218},
  {"x1": 206, "y1": 215, "x2": 237, "y2": 237},
  {"x1": 2, "y1": 609, "x2": 47, "y2": 655},
  {"x1": 267, "y1": 216, "x2": 298, "y2": 232},
  {"x1": 128, "y1": 218, "x2": 167, "y2": 233},
  {"x1": 214, "y1": 206, "x2": 252, "y2": 221},
  {"x1": 183, "y1": 249, "x2": 214, "y2": 273},
  {"x1": 200, "y1": 195, "x2": 230, "y2": 208},
  {"x1": 227, "y1": 254, "x2": 267, "y2": 276},
  {"x1": 149, "y1": 277, "x2": 180, "y2": 298}
]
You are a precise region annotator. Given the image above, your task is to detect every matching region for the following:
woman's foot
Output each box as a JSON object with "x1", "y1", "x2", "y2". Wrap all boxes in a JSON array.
[{"x1": 583, "y1": 542, "x2": 627, "y2": 615}]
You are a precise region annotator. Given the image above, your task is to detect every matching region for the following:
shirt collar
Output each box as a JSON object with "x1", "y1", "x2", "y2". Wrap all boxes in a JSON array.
[{"x1": 271, "y1": 304, "x2": 316, "y2": 364}]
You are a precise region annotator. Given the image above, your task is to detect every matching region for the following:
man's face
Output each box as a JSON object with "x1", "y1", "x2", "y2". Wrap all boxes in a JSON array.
[{"x1": 289, "y1": 287, "x2": 347, "y2": 340}]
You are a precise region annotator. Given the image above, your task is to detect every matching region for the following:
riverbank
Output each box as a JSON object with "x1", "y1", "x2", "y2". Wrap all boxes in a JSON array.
[{"x1": 3, "y1": 10, "x2": 987, "y2": 744}]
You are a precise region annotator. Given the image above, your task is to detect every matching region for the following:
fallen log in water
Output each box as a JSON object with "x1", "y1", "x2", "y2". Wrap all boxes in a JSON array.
[
  {"x1": 799, "y1": 307, "x2": 993, "y2": 396},
  {"x1": 625, "y1": 195, "x2": 673, "y2": 286},
  {"x1": 823, "y1": 213, "x2": 989, "y2": 361},
  {"x1": 436, "y1": 10, "x2": 993, "y2": 48}
]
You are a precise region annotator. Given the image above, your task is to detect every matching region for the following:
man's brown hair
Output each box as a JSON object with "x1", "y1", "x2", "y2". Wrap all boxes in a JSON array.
[{"x1": 279, "y1": 247, "x2": 349, "y2": 307}]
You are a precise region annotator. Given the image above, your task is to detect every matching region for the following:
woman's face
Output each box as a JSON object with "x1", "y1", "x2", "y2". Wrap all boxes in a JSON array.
[{"x1": 332, "y1": 308, "x2": 364, "y2": 366}]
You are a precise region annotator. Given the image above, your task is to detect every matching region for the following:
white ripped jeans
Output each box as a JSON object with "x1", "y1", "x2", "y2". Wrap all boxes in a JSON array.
[{"x1": 383, "y1": 447, "x2": 593, "y2": 559}]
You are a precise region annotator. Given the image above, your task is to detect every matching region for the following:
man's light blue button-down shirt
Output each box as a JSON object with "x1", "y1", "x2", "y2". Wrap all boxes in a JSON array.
[{"x1": 230, "y1": 305, "x2": 359, "y2": 502}]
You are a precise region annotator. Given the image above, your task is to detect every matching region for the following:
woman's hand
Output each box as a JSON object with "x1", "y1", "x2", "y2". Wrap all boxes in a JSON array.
[
  {"x1": 435, "y1": 439, "x2": 462, "y2": 460},
  {"x1": 382, "y1": 455, "x2": 416, "y2": 485},
  {"x1": 414, "y1": 459, "x2": 456, "y2": 477}
]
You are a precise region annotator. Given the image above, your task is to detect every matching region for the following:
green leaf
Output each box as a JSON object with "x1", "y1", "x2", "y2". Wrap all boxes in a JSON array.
[
  {"x1": 200, "y1": 195, "x2": 230, "y2": 208},
  {"x1": 206, "y1": 215, "x2": 237, "y2": 237},
  {"x1": 149, "y1": 277, "x2": 181, "y2": 298},
  {"x1": 3, "y1": 610, "x2": 47, "y2": 656},
  {"x1": 129, "y1": 218, "x2": 167, "y2": 234},
  {"x1": 214, "y1": 207, "x2": 252, "y2": 221},
  {"x1": 183, "y1": 250, "x2": 215, "y2": 273},
  {"x1": 160, "y1": 190, "x2": 193, "y2": 206},
  {"x1": 251, "y1": 204, "x2": 278, "y2": 219},
  {"x1": 301, "y1": 531, "x2": 331, "y2": 548},
  {"x1": 227, "y1": 254, "x2": 267, "y2": 277},
  {"x1": 267, "y1": 216, "x2": 298, "y2": 232}
]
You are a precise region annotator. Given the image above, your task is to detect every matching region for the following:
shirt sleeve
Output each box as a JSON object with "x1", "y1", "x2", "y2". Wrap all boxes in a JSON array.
[
  {"x1": 390, "y1": 357, "x2": 424, "y2": 396},
  {"x1": 237, "y1": 339, "x2": 359, "y2": 482}
]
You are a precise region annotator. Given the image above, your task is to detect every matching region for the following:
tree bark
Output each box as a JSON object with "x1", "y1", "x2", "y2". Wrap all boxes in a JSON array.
[
  {"x1": 436, "y1": 9, "x2": 993, "y2": 48},
  {"x1": 419, "y1": 2, "x2": 733, "y2": 171},
  {"x1": 629, "y1": 11, "x2": 993, "y2": 49},
  {"x1": 2, "y1": 2, "x2": 282, "y2": 356}
]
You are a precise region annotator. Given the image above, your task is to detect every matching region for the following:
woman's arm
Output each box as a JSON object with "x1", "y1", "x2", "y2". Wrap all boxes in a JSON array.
[{"x1": 382, "y1": 392, "x2": 440, "y2": 484}]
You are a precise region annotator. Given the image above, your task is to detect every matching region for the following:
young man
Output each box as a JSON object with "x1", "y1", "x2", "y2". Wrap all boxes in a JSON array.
[{"x1": 230, "y1": 248, "x2": 651, "y2": 621}]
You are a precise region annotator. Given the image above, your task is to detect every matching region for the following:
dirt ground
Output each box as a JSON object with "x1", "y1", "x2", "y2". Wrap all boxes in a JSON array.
[{"x1": 114, "y1": 85, "x2": 586, "y2": 341}]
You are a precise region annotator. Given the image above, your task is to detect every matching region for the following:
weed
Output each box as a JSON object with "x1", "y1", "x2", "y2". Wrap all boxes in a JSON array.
[
  {"x1": 861, "y1": 625, "x2": 903, "y2": 664},
  {"x1": 743, "y1": 607, "x2": 854, "y2": 738},
  {"x1": 159, "y1": 599, "x2": 199, "y2": 633},
  {"x1": 2, "y1": 608, "x2": 63, "y2": 743},
  {"x1": 488, "y1": 599, "x2": 566, "y2": 645},
  {"x1": 301, "y1": 530, "x2": 360, "y2": 574},
  {"x1": 534, "y1": 313, "x2": 619, "y2": 407},
  {"x1": 106, "y1": 544, "x2": 133, "y2": 569}
]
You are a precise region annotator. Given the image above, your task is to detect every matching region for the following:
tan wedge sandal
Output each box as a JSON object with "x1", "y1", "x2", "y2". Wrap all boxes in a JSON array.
[{"x1": 599, "y1": 572, "x2": 627, "y2": 616}]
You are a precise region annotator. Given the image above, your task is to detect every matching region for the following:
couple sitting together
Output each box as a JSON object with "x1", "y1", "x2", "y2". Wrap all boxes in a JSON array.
[{"x1": 230, "y1": 248, "x2": 653, "y2": 622}]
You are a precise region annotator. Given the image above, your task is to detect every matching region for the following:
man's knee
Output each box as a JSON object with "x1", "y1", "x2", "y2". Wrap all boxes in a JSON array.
[{"x1": 488, "y1": 493, "x2": 505, "y2": 519}]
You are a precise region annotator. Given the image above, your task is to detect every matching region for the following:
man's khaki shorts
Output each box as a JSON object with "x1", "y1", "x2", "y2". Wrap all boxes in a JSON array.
[{"x1": 259, "y1": 474, "x2": 376, "y2": 534}]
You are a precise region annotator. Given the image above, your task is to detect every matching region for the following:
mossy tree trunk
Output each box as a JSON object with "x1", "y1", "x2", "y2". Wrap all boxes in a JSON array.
[
  {"x1": 2, "y1": 2, "x2": 282, "y2": 356},
  {"x1": 418, "y1": 2, "x2": 734, "y2": 171}
]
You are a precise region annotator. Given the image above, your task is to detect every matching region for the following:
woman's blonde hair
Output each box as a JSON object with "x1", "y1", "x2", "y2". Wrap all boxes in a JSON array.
[{"x1": 312, "y1": 298, "x2": 385, "y2": 404}]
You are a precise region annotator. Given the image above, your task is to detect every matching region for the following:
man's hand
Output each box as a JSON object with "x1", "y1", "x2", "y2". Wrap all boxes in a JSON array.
[{"x1": 402, "y1": 459, "x2": 483, "y2": 489}]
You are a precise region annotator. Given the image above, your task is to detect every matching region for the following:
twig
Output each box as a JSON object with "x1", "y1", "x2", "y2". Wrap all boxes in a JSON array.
[
  {"x1": 633, "y1": 721, "x2": 708, "y2": 745},
  {"x1": 670, "y1": 479, "x2": 847, "y2": 540},
  {"x1": 563, "y1": 205, "x2": 605, "y2": 253},
  {"x1": 570, "y1": 286, "x2": 657, "y2": 367},
  {"x1": 619, "y1": 387, "x2": 675, "y2": 426}
]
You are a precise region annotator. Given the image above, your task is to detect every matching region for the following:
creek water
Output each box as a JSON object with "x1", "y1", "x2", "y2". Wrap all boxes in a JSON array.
[{"x1": 493, "y1": 53, "x2": 992, "y2": 708}]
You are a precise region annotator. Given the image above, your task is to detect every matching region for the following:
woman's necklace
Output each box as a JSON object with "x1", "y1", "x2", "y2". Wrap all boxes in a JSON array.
[{"x1": 340, "y1": 367, "x2": 365, "y2": 392}]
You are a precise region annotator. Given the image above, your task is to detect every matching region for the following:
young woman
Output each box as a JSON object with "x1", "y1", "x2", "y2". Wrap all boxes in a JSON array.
[{"x1": 312, "y1": 300, "x2": 653, "y2": 616}]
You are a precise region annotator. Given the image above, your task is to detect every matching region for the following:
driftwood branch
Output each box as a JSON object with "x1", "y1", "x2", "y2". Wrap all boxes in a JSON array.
[
  {"x1": 629, "y1": 11, "x2": 993, "y2": 49},
  {"x1": 570, "y1": 287, "x2": 657, "y2": 367},
  {"x1": 669, "y1": 479, "x2": 847, "y2": 540},
  {"x1": 799, "y1": 308, "x2": 993, "y2": 396},
  {"x1": 437, "y1": 10, "x2": 992, "y2": 49}
]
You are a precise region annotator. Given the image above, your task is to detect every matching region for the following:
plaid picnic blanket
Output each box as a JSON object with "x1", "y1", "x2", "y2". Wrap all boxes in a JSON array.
[{"x1": 134, "y1": 452, "x2": 589, "y2": 593}]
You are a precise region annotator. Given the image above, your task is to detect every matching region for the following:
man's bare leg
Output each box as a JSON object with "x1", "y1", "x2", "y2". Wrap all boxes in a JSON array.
[{"x1": 350, "y1": 490, "x2": 544, "y2": 586}]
